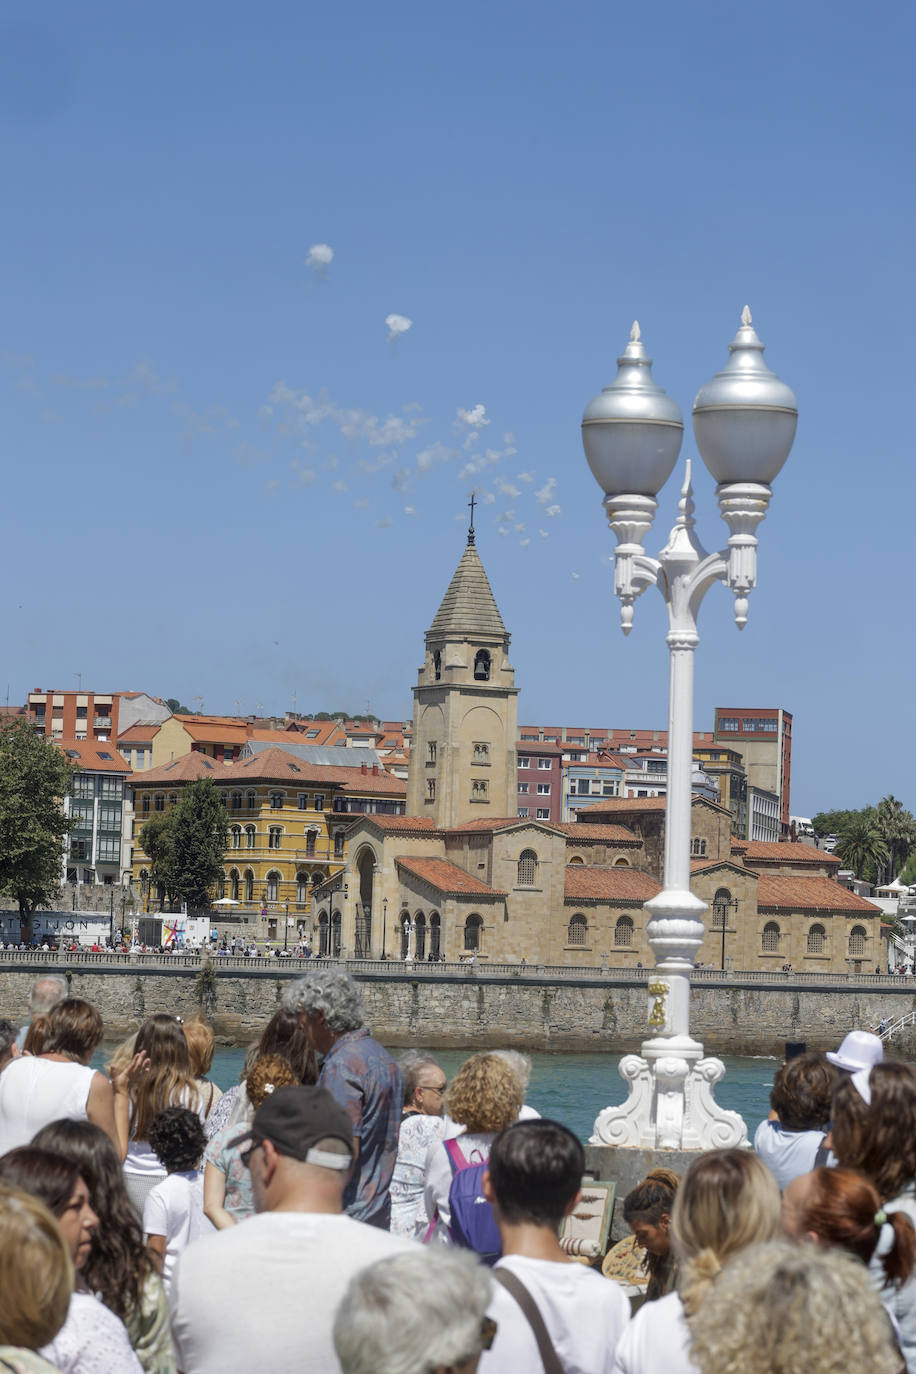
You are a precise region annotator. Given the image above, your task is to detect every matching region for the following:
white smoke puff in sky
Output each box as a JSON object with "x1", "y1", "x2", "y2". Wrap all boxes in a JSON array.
[
  {"x1": 535, "y1": 477, "x2": 557, "y2": 505},
  {"x1": 298, "y1": 468, "x2": 317, "y2": 486},
  {"x1": 391, "y1": 468, "x2": 411, "y2": 492},
  {"x1": 306, "y1": 243, "x2": 334, "y2": 274},
  {"x1": 517, "y1": 471, "x2": 533, "y2": 483},
  {"x1": 538, "y1": 529, "x2": 549, "y2": 539},
  {"x1": 481, "y1": 492, "x2": 496, "y2": 504},
  {"x1": 386, "y1": 313, "x2": 413, "y2": 341},
  {"x1": 546, "y1": 503, "x2": 562, "y2": 517},
  {"x1": 375, "y1": 517, "x2": 394, "y2": 528},
  {"x1": 571, "y1": 572, "x2": 580, "y2": 581},
  {"x1": 404, "y1": 505, "x2": 417, "y2": 516},
  {"x1": 497, "y1": 481, "x2": 520, "y2": 499},
  {"x1": 520, "y1": 537, "x2": 530, "y2": 548},
  {"x1": 332, "y1": 480, "x2": 348, "y2": 492},
  {"x1": 498, "y1": 526, "x2": 510, "y2": 537},
  {"x1": 457, "y1": 404, "x2": 489, "y2": 428}
]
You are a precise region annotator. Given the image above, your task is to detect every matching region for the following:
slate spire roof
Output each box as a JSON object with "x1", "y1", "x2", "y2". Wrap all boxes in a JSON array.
[{"x1": 427, "y1": 538, "x2": 507, "y2": 640}]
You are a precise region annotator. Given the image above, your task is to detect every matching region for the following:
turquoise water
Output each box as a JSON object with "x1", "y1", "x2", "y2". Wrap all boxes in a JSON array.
[{"x1": 209, "y1": 1047, "x2": 778, "y2": 1142}]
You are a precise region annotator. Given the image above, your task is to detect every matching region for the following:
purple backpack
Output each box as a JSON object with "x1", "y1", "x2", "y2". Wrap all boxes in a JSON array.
[{"x1": 444, "y1": 1138, "x2": 502, "y2": 1266}]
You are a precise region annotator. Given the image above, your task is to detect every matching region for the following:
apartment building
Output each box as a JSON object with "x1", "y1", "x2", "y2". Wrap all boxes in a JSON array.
[{"x1": 29, "y1": 690, "x2": 120, "y2": 743}]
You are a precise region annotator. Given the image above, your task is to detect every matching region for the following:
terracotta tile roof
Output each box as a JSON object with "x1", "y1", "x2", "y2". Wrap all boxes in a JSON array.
[
  {"x1": 737, "y1": 841, "x2": 840, "y2": 868},
  {"x1": 130, "y1": 753, "x2": 224, "y2": 784},
  {"x1": 517, "y1": 741, "x2": 565, "y2": 755},
  {"x1": 757, "y1": 874, "x2": 881, "y2": 914},
  {"x1": 691, "y1": 858, "x2": 751, "y2": 876},
  {"x1": 564, "y1": 867, "x2": 662, "y2": 903},
  {"x1": 56, "y1": 740, "x2": 131, "y2": 774},
  {"x1": 396, "y1": 857, "x2": 507, "y2": 897},
  {"x1": 573, "y1": 797, "x2": 667, "y2": 815},
  {"x1": 444, "y1": 817, "x2": 564, "y2": 834},
  {"x1": 117, "y1": 724, "x2": 161, "y2": 743},
  {"x1": 362, "y1": 816, "x2": 439, "y2": 835},
  {"x1": 559, "y1": 823, "x2": 642, "y2": 845},
  {"x1": 221, "y1": 749, "x2": 407, "y2": 794},
  {"x1": 174, "y1": 717, "x2": 249, "y2": 744}
]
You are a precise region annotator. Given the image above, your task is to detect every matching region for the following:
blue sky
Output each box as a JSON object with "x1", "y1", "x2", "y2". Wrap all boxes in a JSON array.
[{"x1": 2, "y1": 1, "x2": 913, "y2": 817}]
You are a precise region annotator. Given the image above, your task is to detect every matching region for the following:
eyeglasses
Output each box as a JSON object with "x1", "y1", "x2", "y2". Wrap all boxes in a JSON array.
[
  {"x1": 418, "y1": 1081, "x2": 447, "y2": 1096},
  {"x1": 240, "y1": 1139, "x2": 264, "y2": 1170},
  {"x1": 480, "y1": 1316, "x2": 498, "y2": 1352}
]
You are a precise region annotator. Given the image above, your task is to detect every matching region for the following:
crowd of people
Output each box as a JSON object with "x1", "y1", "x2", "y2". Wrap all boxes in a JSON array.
[{"x1": 0, "y1": 971, "x2": 913, "y2": 1372}]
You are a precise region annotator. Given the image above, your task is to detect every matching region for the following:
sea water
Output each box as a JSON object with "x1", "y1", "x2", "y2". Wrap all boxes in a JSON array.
[{"x1": 209, "y1": 1046, "x2": 778, "y2": 1142}]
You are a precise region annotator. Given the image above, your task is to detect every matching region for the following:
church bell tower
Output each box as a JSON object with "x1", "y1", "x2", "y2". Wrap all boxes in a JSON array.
[{"x1": 406, "y1": 513, "x2": 519, "y2": 827}]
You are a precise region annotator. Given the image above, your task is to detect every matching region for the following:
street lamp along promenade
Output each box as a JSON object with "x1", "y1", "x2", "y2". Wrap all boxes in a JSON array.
[{"x1": 583, "y1": 308, "x2": 797, "y2": 1151}]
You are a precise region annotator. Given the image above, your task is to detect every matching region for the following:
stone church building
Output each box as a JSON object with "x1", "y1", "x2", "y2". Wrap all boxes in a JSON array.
[{"x1": 318, "y1": 531, "x2": 882, "y2": 974}]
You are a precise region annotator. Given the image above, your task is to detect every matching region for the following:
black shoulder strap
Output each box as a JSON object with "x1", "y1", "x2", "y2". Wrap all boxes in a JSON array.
[
  {"x1": 492, "y1": 1267, "x2": 564, "y2": 1374},
  {"x1": 813, "y1": 1134, "x2": 830, "y2": 1168}
]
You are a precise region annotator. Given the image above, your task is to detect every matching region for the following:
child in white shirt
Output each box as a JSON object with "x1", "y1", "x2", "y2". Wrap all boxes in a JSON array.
[{"x1": 143, "y1": 1106, "x2": 212, "y2": 1292}]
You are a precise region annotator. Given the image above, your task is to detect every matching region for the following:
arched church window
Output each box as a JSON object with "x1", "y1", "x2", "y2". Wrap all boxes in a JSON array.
[{"x1": 473, "y1": 649, "x2": 491, "y2": 681}]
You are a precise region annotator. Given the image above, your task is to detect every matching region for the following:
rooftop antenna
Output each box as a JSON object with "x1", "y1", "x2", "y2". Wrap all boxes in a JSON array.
[
  {"x1": 75, "y1": 672, "x2": 82, "y2": 692},
  {"x1": 192, "y1": 695, "x2": 204, "y2": 715}
]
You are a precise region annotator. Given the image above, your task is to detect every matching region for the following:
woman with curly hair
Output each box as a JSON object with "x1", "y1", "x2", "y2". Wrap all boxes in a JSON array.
[
  {"x1": 123, "y1": 1015, "x2": 202, "y2": 1213},
  {"x1": 622, "y1": 1168, "x2": 680, "y2": 1300},
  {"x1": 613, "y1": 1149, "x2": 782, "y2": 1374},
  {"x1": 203, "y1": 1054, "x2": 298, "y2": 1229},
  {"x1": 202, "y1": 1008, "x2": 316, "y2": 1140},
  {"x1": 0, "y1": 1182, "x2": 73, "y2": 1373},
  {"x1": 0, "y1": 1148, "x2": 142, "y2": 1373},
  {"x1": 782, "y1": 1165, "x2": 916, "y2": 1289},
  {"x1": 0, "y1": 999, "x2": 139, "y2": 1160},
  {"x1": 31, "y1": 1118, "x2": 174, "y2": 1374},
  {"x1": 831, "y1": 1060, "x2": 916, "y2": 1372},
  {"x1": 423, "y1": 1052, "x2": 524, "y2": 1244},
  {"x1": 688, "y1": 1240, "x2": 903, "y2": 1374}
]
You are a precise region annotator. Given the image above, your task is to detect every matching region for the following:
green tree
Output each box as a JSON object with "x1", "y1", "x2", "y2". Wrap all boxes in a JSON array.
[
  {"x1": 875, "y1": 795, "x2": 916, "y2": 883},
  {"x1": 834, "y1": 810, "x2": 889, "y2": 883},
  {"x1": 164, "y1": 698, "x2": 193, "y2": 715},
  {"x1": 898, "y1": 852, "x2": 916, "y2": 887},
  {"x1": 138, "y1": 812, "x2": 177, "y2": 905},
  {"x1": 168, "y1": 779, "x2": 227, "y2": 910},
  {"x1": 811, "y1": 808, "x2": 859, "y2": 838},
  {"x1": 0, "y1": 719, "x2": 74, "y2": 938}
]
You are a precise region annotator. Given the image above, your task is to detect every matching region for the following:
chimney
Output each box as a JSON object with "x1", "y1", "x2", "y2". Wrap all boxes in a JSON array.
[
  {"x1": 361, "y1": 762, "x2": 368, "y2": 775},
  {"x1": 372, "y1": 763, "x2": 379, "y2": 776}
]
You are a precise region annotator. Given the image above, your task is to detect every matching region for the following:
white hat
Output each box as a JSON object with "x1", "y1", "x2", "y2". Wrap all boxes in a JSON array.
[{"x1": 826, "y1": 1030, "x2": 884, "y2": 1074}]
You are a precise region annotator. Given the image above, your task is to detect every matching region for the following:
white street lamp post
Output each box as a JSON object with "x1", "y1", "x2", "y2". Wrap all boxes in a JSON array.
[{"x1": 582, "y1": 308, "x2": 797, "y2": 1150}]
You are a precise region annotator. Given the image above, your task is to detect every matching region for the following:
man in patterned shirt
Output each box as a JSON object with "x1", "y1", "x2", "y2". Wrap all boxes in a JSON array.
[{"x1": 283, "y1": 969, "x2": 402, "y2": 1228}]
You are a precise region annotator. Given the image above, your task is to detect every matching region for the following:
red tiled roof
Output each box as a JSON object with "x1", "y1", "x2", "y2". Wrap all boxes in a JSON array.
[
  {"x1": 737, "y1": 842, "x2": 840, "y2": 868},
  {"x1": 222, "y1": 749, "x2": 407, "y2": 795},
  {"x1": 573, "y1": 797, "x2": 667, "y2": 815},
  {"x1": 559, "y1": 823, "x2": 642, "y2": 845},
  {"x1": 174, "y1": 717, "x2": 249, "y2": 744},
  {"x1": 444, "y1": 817, "x2": 564, "y2": 835},
  {"x1": 396, "y1": 857, "x2": 507, "y2": 897},
  {"x1": 757, "y1": 874, "x2": 881, "y2": 914},
  {"x1": 564, "y1": 867, "x2": 661, "y2": 903},
  {"x1": 130, "y1": 753, "x2": 224, "y2": 784},
  {"x1": 691, "y1": 858, "x2": 751, "y2": 876},
  {"x1": 118, "y1": 724, "x2": 161, "y2": 743},
  {"x1": 361, "y1": 816, "x2": 439, "y2": 835},
  {"x1": 55, "y1": 740, "x2": 131, "y2": 774}
]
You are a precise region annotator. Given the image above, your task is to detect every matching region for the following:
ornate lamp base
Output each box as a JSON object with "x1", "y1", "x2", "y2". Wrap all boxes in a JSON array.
[{"x1": 590, "y1": 1035, "x2": 748, "y2": 1151}]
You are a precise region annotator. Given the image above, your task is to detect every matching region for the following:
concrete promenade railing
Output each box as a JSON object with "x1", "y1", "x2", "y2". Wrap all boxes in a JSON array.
[{"x1": 0, "y1": 948, "x2": 913, "y2": 989}]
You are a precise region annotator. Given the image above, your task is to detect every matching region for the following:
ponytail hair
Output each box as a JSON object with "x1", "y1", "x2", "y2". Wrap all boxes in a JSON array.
[
  {"x1": 623, "y1": 1167, "x2": 680, "y2": 1225},
  {"x1": 792, "y1": 1167, "x2": 916, "y2": 1289}
]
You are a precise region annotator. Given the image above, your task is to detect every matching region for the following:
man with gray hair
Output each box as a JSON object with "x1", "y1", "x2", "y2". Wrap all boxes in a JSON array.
[
  {"x1": 283, "y1": 969, "x2": 402, "y2": 1229},
  {"x1": 15, "y1": 973, "x2": 68, "y2": 1050}
]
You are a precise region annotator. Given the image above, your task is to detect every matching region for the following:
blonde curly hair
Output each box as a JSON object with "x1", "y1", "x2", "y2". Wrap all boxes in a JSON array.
[
  {"x1": 673, "y1": 1148, "x2": 781, "y2": 1316},
  {"x1": 445, "y1": 1053, "x2": 524, "y2": 1133},
  {"x1": 246, "y1": 1054, "x2": 299, "y2": 1110},
  {"x1": 688, "y1": 1240, "x2": 902, "y2": 1374}
]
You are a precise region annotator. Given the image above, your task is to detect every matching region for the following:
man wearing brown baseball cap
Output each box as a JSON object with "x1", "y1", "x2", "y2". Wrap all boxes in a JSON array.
[{"x1": 169, "y1": 1087, "x2": 416, "y2": 1373}]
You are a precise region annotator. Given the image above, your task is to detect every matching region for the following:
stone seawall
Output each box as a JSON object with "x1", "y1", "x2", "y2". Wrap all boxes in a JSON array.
[{"x1": 1, "y1": 961, "x2": 915, "y2": 1055}]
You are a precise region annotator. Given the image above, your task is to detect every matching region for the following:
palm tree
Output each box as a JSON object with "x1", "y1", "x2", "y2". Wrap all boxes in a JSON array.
[
  {"x1": 835, "y1": 813, "x2": 889, "y2": 882},
  {"x1": 876, "y1": 795, "x2": 916, "y2": 883}
]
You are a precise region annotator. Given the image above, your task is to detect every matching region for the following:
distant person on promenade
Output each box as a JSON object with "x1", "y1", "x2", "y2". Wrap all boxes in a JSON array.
[
  {"x1": 168, "y1": 1085, "x2": 415, "y2": 1373},
  {"x1": 333, "y1": 1249, "x2": 494, "y2": 1374},
  {"x1": 390, "y1": 1053, "x2": 448, "y2": 1238},
  {"x1": 754, "y1": 1051, "x2": 837, "y2": 1190},
  {"x1": 831, "y1": 1060, "x2": 916, "y2": 1372},
  {"x1": 283, "y1": 970, "x2": 402, "y2": 1228},
  {"x1": 15, "y1": 974, "x2": 68, "y2": 1050},
  {"x1": 478, "y1": 1119, "x2": 629, "y2": 1373},
  {"x1": 613, "y1": 1149, "x2": 782, "y2": 1374}
]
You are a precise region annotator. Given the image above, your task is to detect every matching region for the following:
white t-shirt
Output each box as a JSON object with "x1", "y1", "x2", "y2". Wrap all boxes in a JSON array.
[
  {"x1": 479, "y1": 1254, "x2": 630, "y2": 1374},
  {"x1": 613, "y1": 1291, "x2": 697, "y2": 1374},
  {"x1": 41, "y1": 1290, "x2": 143, "y2": 1374},
  {"x1": 169, "y1": 1210, "x2": 416, "y2": 1374},
  {"x1": 753, "y1": 1119, "x2": 828, "y2": 1190},
  {"x1": 143, "y1": 1169, "x2": 211, "y2": 1293},
  {"x1": 125, "y1": 1087, "x2": 206, "y2": 1177},
  {"x1": 0, "y1": 1058, "x2": 96, "y2": 1155}
]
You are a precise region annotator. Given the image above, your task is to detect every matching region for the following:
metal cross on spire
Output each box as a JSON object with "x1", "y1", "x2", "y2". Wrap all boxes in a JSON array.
[{"x1": 467, "y1": 492, "x2": 476, "y2": 545}]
